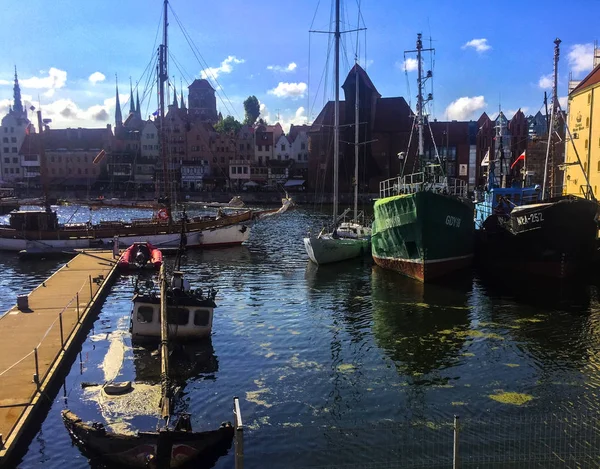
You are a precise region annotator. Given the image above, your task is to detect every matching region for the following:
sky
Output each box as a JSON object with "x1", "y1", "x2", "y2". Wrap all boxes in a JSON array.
[{"x1": 0, "y1": 0, "x2": 598, "y2": 133}]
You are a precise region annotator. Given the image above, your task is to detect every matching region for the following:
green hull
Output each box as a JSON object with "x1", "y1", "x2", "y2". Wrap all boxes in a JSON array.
[{"x1": 371, "y1": 191, "x2": 474, "y2": 281}]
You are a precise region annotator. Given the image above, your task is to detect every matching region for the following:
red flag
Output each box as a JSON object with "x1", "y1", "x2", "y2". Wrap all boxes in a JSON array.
[
  {"x1": 93, "y1": 149, "x2": 106, "y2": 164},
  {"x1": 511, "y1": 151, "x2": 525, "y2": 170}
]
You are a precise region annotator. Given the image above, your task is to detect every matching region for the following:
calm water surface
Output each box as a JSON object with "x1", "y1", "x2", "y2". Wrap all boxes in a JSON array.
[{"x1": 3, "y1": 205, "x2": 600, "y2": 468}]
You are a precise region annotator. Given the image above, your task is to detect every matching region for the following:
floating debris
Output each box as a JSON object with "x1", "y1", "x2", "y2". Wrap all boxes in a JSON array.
[{"x1": 488, "y1": 391, "x2": 534, "y2": 406}]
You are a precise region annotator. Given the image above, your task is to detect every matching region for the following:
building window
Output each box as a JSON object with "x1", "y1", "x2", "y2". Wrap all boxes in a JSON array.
[
  {"x1": 232, "y1": 167, "x2": 237, "y2": 174},
  {"x1": 10, "y1": 137, "x2": 16, "y2": 143},
  {"x1": 243, "y1": 166, "x2": 248, "y2": 174},
  {"x1": 586, "y1": 117, "x2": 590, "y2": 128},
  {"x1": 12, "y1": 157, "x2": 17, "y2": 164},
  {"x1": 585, "y1": 139, "x2": 589, "y2": 150},
  {"x1": 3, "y1": 157, "x2": 8, "y2": 164},
  {"x1": 9, "y1": 168, "x2": 13, "y2": 174},
  {"x1": 281, "y1": 144, "x2": 285, "y2": 151},
  {"x1": 11, "y1": 147, "x2": 17, "y2": 153},
  {"x1": 301, "y1": 143, "x2": 306, "y2": 150}
]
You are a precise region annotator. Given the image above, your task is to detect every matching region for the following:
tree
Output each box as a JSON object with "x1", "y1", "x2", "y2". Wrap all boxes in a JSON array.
[
  {"x1": 243, "y1": 96, "x2": 260, "y2": 126},
  {"x1": 214, "y1": 115, "x2": 242, "y2": 134}
]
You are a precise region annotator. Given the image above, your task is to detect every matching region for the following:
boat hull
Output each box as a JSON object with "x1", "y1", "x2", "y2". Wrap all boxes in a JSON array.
[
  {"x1": 62, "y1": 410, "x2": 233, "y2": 469},
  {"x1": 371, "y1": 191, "x2": 474, "y2": 282},
  {"x1": 475, "y1": 196, "x2": 599, "y2": 278},
  {"x1": 0, "y1": 223, "x2": 250, "y2": 252},
  {"x1": 304, "y1": 235, "x2": 370, "y2": 265}
]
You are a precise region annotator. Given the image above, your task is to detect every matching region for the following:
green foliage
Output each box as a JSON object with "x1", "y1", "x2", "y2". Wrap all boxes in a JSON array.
[
  {"x1": 214, "y1": 115, "x2": 242, "y2": 134},
  {"x1": 243, "y1": 96, "x2": 260, "y2": 126}
]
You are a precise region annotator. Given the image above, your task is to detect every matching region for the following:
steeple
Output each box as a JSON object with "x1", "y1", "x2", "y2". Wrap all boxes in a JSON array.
[
  {"x1": 12, "y1": 66, "x2": 24, "y2": 115},
  {"x1": 172, "y1": 84, "x2": 179, "y2": 108},
  {"x1": 115, "y1": 76, "x2": 123, "y2": 128},
  {"x1": 136, "y1": 90, "x2": 141, "y2": 119},
  {"x1": 129, "y1": 78, "x2": 135, "y2": 115},
  {"x1": 180, "y1": 90, "x2": 186, "y2": 110}
]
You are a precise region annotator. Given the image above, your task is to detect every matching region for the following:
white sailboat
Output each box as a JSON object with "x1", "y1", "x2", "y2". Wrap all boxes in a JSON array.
[{"x1": 303, "y1": 2, "x2": 371, "y2": 265}]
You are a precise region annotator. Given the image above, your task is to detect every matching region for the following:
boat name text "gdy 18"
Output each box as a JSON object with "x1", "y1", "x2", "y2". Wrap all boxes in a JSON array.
[
  {"x1": 516, "y1": 212, "x2": 544, "y2": 226},
  {"x1": 445, "y1": 215, "x2": 461, "y2": 228}
]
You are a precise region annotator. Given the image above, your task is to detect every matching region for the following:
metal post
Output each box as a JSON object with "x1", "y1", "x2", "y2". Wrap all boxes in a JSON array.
[
  {"x1": 59, "y1": 312, "x2": 64, "y2": 349},
  {"x1": 453, "y1": 415, "x2": 460, "y2": 469},
  {"x1": 234, "y1": 397, "x2": 244, "y2": 469},
  {"x1": 89, "y1": 275, "x2": 93, "y2": 303},
  {"x1": 33, "y1": 347, "x2": 40, "y2": 391},
  {"x1": 76, "y1": 292, "x2": 80, "y2": 321}
]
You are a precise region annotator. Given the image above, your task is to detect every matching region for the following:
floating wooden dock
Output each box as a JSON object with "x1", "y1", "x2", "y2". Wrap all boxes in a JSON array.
[{"x1": 0, "y1": 250, "x2": 119, "y2": 466}]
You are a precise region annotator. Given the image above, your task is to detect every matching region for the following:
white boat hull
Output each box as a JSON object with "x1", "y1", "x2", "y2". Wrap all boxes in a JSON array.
[
  {"x1": 303, "y1": 235, "x2": 370, "y2": 265},
  {"x1": 0, "y1": 223, "x2": 251, "y2": 252}
]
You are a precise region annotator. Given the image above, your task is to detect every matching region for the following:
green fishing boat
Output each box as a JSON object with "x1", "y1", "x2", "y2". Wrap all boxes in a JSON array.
[{"x1": 371, "y1": 34, "x2": 474, "y2": 282}]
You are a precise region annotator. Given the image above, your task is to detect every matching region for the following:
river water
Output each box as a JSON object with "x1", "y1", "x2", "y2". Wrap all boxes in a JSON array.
[{"x1": 4, "y1": 205, "x2": 600, "y2": 468}]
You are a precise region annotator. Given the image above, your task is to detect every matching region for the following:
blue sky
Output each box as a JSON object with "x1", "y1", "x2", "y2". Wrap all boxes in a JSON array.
[{"x1": 0, "y1": 0, "x2": 598, "y2": 132}]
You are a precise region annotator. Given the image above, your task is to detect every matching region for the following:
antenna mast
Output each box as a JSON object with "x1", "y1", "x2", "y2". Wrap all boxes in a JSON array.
[
  {"x1": 542, "y1": 38, "x2": 560, "y2": 200},
  {"x1": 158, "y1": 0, "x2": 171, "y2": 219}
]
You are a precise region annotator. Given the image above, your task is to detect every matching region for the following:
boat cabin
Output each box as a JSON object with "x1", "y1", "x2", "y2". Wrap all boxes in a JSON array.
[
  {"x1": 130, "y1": 278, "x2": 216, "y2": 340},
  {"x1": 336, "y1": 222, "x2": 371, "y2": 240},
  {"x1": 475, "y1": 185, "x2": 541, "y2": 230},
  {"x1": 9, "y1": 210, "x2": 59, "y2": 231}
]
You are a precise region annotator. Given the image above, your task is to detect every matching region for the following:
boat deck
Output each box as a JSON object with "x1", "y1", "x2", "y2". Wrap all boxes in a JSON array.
[{"x1": 0, "y1": 250, "x2": 119, "y2": 465}]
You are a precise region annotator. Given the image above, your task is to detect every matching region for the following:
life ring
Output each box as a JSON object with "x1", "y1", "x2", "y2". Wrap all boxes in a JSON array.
[{"x1": 157, "y1": 208, "x2": 169, "y2": 221}]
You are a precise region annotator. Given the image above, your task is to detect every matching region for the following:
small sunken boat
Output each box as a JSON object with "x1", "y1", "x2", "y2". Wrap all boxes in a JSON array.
[
  {"x1": 61, "y1": 410, "x2": 233, "y2": 469},
  {"x1": 118, "y1": 241, "x2": 163, "y2": 271}
]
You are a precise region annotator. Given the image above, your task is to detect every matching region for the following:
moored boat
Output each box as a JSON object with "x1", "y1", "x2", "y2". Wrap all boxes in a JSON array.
[
  {"x1": 118, "y1": 241, "x2": 163, "y2": 270},
  {"x1": 371, "y1": 34, "x2": 473, "y2": 282}
]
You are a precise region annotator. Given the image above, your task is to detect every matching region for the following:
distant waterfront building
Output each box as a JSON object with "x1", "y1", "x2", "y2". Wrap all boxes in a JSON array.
[
  {"x1": 563, "y1": 62, "x2": 600, "y2": 198},
  {"x1": 187, "y1": 79, "x2": 218, "y2": 123},
  {"x1": 0, "y1": 68, "x2": 31, "y2": 182}
]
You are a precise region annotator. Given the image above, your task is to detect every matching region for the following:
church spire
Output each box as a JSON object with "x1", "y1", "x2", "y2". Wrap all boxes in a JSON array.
[
  {"x1": 129, "y1": 78, "x2": 135, "y2": 114},
  {"x1": 172, "y1": 83, "x2": 179, "y2": 108},
  {"x1": 115, "y1": 75, "x2": 123, "y2": 128},
  {"x1": 136, "y1": 89, "x2": 141, "y2": 119},
  {"x1": 12, "y1": 66, "x2": 24, "y2": 115}
]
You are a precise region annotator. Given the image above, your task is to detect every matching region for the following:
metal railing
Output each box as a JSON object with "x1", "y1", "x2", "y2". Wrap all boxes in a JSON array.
[
  {"x1": 0, "y1": 275, "x2": 101, "y2": 448},
  {"x1": 380, "y1": 172, "x2": 468, "y2": 199}
]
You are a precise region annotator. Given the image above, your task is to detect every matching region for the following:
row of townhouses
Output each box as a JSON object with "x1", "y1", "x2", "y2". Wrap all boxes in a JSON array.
[{"x1": 0, "y1": 66, "x2": 573, "y2": 195}]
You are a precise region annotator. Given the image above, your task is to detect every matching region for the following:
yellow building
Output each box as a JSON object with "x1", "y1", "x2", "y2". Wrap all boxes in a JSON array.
[{"x1": 564, "y1": 65, "x2": 600, "y2": 198}]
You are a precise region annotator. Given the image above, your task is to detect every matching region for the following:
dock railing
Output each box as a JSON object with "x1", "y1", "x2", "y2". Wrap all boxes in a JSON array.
[
  {"x1": 379, "y1": 173, "x2": 468, "y2": 199},
  {"x1": 0, "y1": 274, "x2": 100, "y2": 449}
]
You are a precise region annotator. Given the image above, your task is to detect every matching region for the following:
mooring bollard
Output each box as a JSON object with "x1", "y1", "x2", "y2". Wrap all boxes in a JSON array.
[{"x1": 453, "y1": 415, "x2": 460, "y2": 469}]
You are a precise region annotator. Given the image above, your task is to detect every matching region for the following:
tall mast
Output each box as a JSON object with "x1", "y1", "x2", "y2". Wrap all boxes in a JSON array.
[
  {"x1": 353, "y1": 60, "x2": 359, "y2": 221},
  {"x1": 159, "y1": 0, "x2": 171, "y2": 216},
  {"x1": 332, "y1": 0, "x2": 340, "y2": 224},
  {"x1": 495, "y1": 106, "x2": 505, "y2": 187},
  {"x1": 542, "y1": 38, "x2": 560, "y2": 200},
  {"x1": 416, "y1": 34, "x2": 424, "y2": 170},
  {"x1": 36, "y1": 110, "x2": 50, "y2": 213}
]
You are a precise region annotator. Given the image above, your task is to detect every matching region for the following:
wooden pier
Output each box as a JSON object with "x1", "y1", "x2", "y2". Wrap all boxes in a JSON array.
[{"x1": 0, "y1": 250, "x2": 119, "y2": 466}]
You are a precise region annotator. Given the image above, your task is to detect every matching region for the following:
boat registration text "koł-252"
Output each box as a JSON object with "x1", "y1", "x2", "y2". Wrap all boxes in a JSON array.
[{"x1": 516, "y1": 212, "x2": 544, "y2": 226}]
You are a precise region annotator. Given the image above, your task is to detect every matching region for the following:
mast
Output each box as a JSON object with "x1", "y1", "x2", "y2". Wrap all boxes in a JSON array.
[
  {"x1": 542, "y1": 38, "x2": 560, "y2": 200},
  {"x1": 36, "y1": 110, "x2": 50, "y2": 213},
  {"x1": 416, "y1": 34, "x2": 424, "y2": 171},
  {"x1": 495, "y1": 106, "x2": 505, "y2": 188},
  {"x1": 332, "y1": 0, "x2": 340, "y2": 224},
  {"x1": 158, "y1": 0, "x2": 171, "y2": 218},
  {"x1": 353, "y1": 60, "x2": 359, "y2": 221}
]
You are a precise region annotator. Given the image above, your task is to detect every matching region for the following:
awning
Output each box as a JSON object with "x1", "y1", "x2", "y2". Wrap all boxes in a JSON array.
[
  {"x1": 244, "y1": 181, "x2": 259, "y2": 187},
  {"x1": 284, "y1": 179, "x2": 305, "y2": 187}
]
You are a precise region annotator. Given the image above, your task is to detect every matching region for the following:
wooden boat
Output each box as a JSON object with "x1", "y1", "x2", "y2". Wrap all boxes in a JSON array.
[
  {"x1": 62, "y1": 410, "x2": 233, "y2": 469},
  {"x1": 118, "y1": 241, "x2": 163, "y2": 271}
]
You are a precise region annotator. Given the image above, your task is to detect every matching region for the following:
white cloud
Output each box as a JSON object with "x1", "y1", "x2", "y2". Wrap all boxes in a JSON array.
[
  {"x1": 568, "y1": 43, "x2": 594, "y2": 76},
  {"x1": 259, "y1": 103, "x2": 307, "y2": 132},
  {"x1": 20, "y1": 67, "x2": 67, "y2": 90},
  {"x1": 559, "y1": 96, "x2": 568, "y2": 109},
  {"x1": 0, "y1": 79, "x2": 10, "y2": 85},
  {"x1": 200, "y1": 56, "x2": 244, "y2": 80},
  {"x1": 267, "y1": 62, "x2": 297, "y2": 73},
  {"x1": 462, "y1": 38, "x2": 491, "y2": 53},
  {"x1": 445, "y1": 96, "x2": 486, "y2": 120},
  {"x1": 267, "y1": 82, "x2": 307, "y2": 99},
  {"x1": 89, "y1": 72, "x2": 106, "y2": 85},
  {"x1": 538, "y1": 74, "x2": 553, "y2": 89},
  {"x1": 398, "y1": 57, "x2": 418, "y2": 72}
]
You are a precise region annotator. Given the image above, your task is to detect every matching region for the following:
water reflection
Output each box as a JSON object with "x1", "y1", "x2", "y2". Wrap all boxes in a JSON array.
[{"x1": 370, "y1": 266, "x2": 472, "y2": 380}]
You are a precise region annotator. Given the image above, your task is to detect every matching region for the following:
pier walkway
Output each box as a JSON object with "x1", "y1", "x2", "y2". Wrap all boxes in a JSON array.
[{"x1": 0, "y1": 250, "x2": 118, "y2": 465}]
